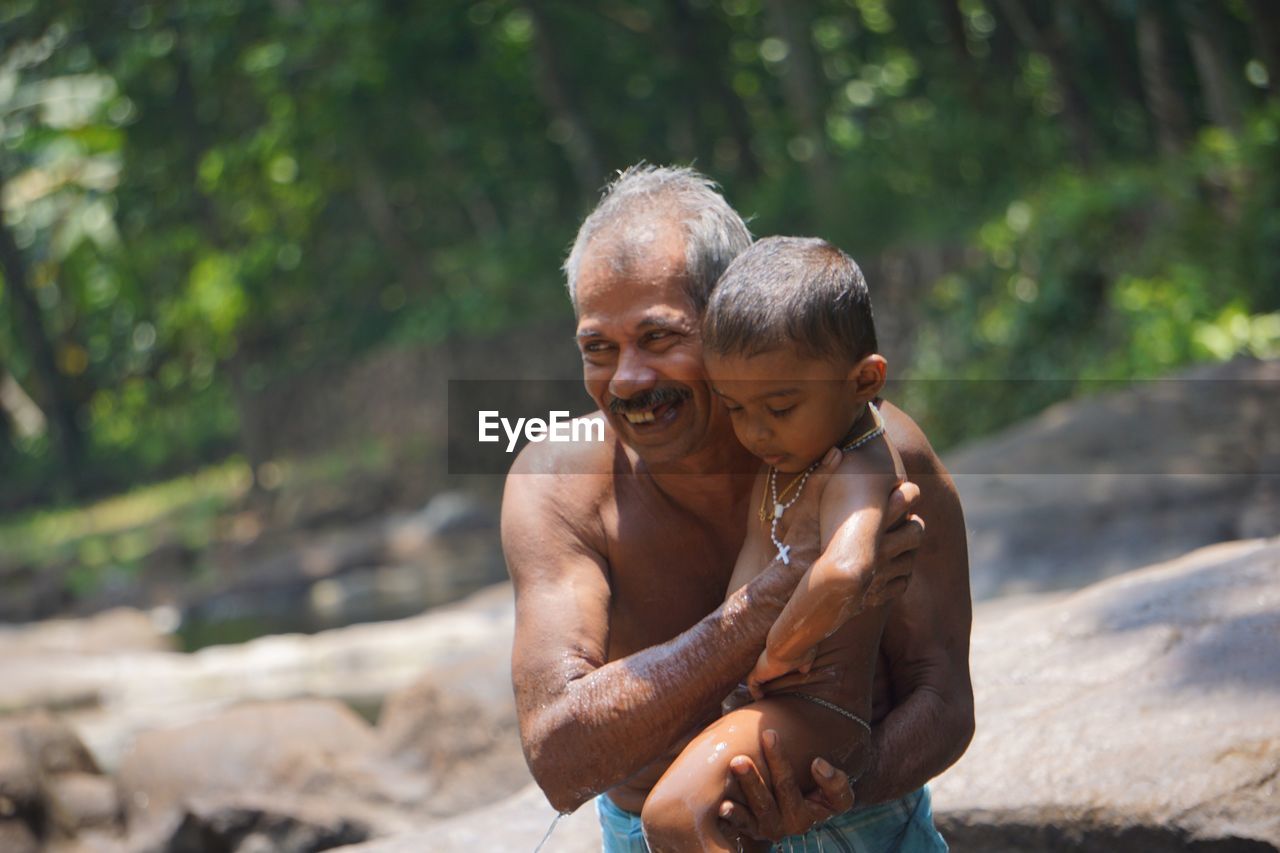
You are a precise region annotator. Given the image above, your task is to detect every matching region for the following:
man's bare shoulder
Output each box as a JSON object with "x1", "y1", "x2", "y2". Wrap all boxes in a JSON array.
[
  {"x1": 506, "y1": 411, "x2": 616, "y2": 477},
  {"x1": 502, "y1": 411, "x2": 619, "y2": 563},
  {"x1": 877, "y1": 401, "x2": 950, "y2": 481}
]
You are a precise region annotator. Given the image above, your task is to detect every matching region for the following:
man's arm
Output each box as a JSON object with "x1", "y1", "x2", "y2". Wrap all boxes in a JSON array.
[
  {"x1": 503, "y1": 443, "x2": 838, "y2": 814},
  {"x1": 853, "y1": 405, "x2": 975, "y2": 804}
]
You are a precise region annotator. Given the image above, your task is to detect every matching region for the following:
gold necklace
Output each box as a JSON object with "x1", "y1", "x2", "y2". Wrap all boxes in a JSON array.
[{"x1": 756, "y1": 402, "x2": 885, "y2": 524}]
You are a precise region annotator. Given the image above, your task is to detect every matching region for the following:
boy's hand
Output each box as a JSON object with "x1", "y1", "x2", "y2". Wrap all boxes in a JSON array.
[{"x1": 746, "y1": 647, "x2": 816, "y2": 700}]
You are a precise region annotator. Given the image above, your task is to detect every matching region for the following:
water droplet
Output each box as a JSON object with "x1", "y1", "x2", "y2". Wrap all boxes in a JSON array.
[{"x1": 533, "y1": 812, "x2": 563, "y2": 853}]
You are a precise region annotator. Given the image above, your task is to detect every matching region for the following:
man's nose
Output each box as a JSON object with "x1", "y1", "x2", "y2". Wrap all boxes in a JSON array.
[{"x1": 609, "y1": 347, "x2": 658, "y2": 400}]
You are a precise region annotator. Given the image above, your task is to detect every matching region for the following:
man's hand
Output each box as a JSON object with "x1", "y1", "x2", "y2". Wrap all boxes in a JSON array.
[
  {"x1": 773, "y1": 464, "x2": 924, "y2": 618},
  {"x1": 717, "y1": 730, "x2": 855, "y2": 842},
  {"x1": 768, "y1": 466, "x2": 921, "y2": 625}
]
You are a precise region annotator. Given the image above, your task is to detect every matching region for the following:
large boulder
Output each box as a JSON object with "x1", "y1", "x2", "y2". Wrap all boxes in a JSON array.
[
  {"x1": 0, "y1": 608, "x2": 174, "y2": 656},
  {"x1": 332, "y1": 783, "x2": 602, "y2": 853},
  {"x1": 947, "y1": 357, "x2": 1279, "y2": 600},
  {"x1": 0, "y1": 711, "x2": 123, "y2": 852},
  {"x1": 374, "y1": 669, "x2": 529, "y2": 817},
  {"x1": 932, "y1": 537, "x2": 1280, "y2": 851},
  {"x1": 0, "y1": 581, "x2": 516, "y2": 773},
  {"x1": 114, "y1": 699, "x2": 425, "y2": 852}
]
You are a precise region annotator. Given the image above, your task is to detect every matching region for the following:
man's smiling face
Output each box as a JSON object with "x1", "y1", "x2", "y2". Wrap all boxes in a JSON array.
[{"x1": 573, "y1": 223, "x2": 731, "y2": 466}]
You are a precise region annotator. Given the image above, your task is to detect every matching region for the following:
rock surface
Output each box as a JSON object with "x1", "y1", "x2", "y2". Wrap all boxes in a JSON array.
[
  {"x1": 2, "y1": 583, "x2": 532, "y2": 851},
  {"x1": 0, "y1": 582, "x2": 517, "y2": 772},
  {"x1": 114, "y1": 700, "x2": 431, "y2": 852},
  {"x1": 0, "y1": 712, "x2": 123, "y2": 852},
  {"x1": 333, "y1": 783, "x2": 602, "y2": 853},
  {"x1": 932, "y1": 537, "x2": 1280, "y2": 851},
  {"x1": 947, "y1": 357, "x2": 1279, "y2": 600}
]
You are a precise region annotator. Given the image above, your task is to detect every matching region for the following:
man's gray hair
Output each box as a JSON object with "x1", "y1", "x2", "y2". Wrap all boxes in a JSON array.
[{"x1": 563, "y1": 164, "x2": 753, "y2": 314}]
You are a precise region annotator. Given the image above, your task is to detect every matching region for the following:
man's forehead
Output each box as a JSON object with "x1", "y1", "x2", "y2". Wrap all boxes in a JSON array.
[{"x1": 578, "y1": 214, "x2": 687, "y2": 279}]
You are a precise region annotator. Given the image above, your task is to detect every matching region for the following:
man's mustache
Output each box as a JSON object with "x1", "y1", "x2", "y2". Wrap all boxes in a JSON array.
[{"x1": 608, "y1": 386, "x2": 693, "y2": 414}]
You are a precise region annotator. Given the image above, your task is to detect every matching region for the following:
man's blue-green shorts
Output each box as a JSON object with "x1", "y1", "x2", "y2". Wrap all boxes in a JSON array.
[{"x1": 596, "y1": 786, "x2": 948, "y2": 852}]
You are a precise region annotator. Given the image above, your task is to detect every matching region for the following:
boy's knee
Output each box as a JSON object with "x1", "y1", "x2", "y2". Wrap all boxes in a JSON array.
[{"x1": 641, "y1": 781, "x2": 705, "y2": 851}]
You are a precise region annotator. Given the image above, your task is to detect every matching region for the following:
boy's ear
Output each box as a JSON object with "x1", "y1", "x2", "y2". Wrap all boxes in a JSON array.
[{"x1": 847, "y1": 354, "x2": 887, "y2": 399}]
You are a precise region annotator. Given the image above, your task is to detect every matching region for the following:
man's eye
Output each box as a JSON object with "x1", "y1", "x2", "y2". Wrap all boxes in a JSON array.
[
  {"x1": 768, "y1": 406, "x2": 795, "y2": 418},
  {"x1": 582, "y1": 341, "x2": 612, "y2": 354},
  {"x1": 724, "y1": 405, "x2": 744, "y2": 415}
]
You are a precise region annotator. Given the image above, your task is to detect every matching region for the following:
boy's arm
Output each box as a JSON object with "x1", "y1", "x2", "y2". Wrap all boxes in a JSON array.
[
  {"x1": 748, "y1": 451, "x2": 899, "y2": 692},
  {"x1": 729, "y1": 406, "x2": 974, "y2": 817}
]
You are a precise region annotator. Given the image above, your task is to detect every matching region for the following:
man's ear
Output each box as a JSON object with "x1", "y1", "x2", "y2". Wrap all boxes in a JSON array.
[{"x1": 847, "y1": 354, "x2": 887, "y2": 400}]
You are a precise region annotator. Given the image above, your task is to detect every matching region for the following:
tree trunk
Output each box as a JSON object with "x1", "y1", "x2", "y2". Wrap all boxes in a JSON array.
[
  {"x1": 0, "y1": 170, "x2": 85, "y2": 495},
  {"x1": 762, "y1": 0, "x2": 841, "y2": 227},
  {"x1": 667, "y1": 0, "x2": 762, "y2": 179},
  {"x1": 522, "y1": 1, "x2": 606, "y2": 199},
  {"x1": 409, "y1": 99, "x2": 504, "y2": 239},
  {"x1": 936, "y1": 0, "x2": 989, "y2": 110},
  {"x1": 1135, "y1": 0, "x2": 1193, "y2": 155},
  {"x1": 0, "y1": 363, "x2": 46, "y2": 441},
  {"x1": 1244, "y1": 0, "x2": 1280, "y2": 101},
  {"x1": 994, "y1": 0, "x2": 1097, "y2": 167},
  {"x1": 1181, "y1": 0, "x2": 1243, "y2": 130},
  {"x1": 938, "y1": 0, "x2": 970, "y2": 64},
  {"x1": 353, "y1": 156, "x2": 430, "y2": 290},
  {"x1": 1079, "y1": 0, "x2": 1147, "y2": 109}
]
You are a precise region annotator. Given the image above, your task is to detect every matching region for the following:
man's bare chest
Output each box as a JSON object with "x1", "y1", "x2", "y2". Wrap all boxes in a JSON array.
[{"x1": 601, "y1": 510, "x2": 741, "y2": 660}]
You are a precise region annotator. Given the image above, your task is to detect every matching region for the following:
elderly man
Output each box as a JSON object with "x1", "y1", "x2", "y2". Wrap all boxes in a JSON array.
[{"x1": 502, "y1": 165, "x2": 972, "y2": 850}]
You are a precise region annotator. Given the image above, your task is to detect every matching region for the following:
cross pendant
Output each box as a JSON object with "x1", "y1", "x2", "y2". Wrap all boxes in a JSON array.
[{"x1": 776, "y1": 543, "x2": 791, "y2": 565}]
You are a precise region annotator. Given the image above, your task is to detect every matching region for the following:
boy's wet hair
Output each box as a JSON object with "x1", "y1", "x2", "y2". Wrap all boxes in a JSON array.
[{"x1": 704, "y1": 236, "x2": 878, "y2": 364}]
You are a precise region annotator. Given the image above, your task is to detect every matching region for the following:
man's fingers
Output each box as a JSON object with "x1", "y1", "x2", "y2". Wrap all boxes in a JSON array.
[
  {"x1": 808, "y1": 446, "x2": 842, "y2": 489},
  {"x1": 882, "y1": 513, "x2": 925, "y2": 562},
  {"x1": 809, "y1": 757, "x2": 855, "y2": 814},
  {"x1": 730, "y1": 755, "x2": 776, "y2": 826},
  {"x1": 868, "y1": 574, "x2": 912, "y2": 607},
  {"x1": 883, "y1": 480, "x2": 921, "y2": 528},
  {"x1": 717, "y1": 799, "x2": 758, "y2": 838},
  {"x1": 760, "y1": 730, "x2": 804, "y2": 818}
]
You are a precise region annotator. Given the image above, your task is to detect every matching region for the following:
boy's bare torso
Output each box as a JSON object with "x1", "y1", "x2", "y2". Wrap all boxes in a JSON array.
[{"x1": 577, "y1": 417, "x2": 907, "y2": 812}]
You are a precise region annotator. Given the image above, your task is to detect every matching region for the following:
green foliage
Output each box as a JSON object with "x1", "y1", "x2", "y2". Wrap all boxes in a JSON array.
[
  {"x1": 906, "y1": 108, "x2": 1280, "y2": 448},
  {"x1": 0, "y1": 0, "x2": 1277, "y2": 508}
]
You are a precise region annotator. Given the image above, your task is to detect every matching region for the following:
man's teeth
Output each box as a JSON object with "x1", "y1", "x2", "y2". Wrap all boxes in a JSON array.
[{"x1": 624, "y1": 410, "x2": 657, "y2": 424}]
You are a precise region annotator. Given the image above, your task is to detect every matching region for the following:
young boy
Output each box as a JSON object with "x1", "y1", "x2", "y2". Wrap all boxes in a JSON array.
[{"x1": 639, "y1": 237, "x2": 913, "y2": 852}]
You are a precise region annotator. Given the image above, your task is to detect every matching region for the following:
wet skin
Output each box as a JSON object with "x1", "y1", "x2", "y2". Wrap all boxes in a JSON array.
[
  {"x1": 503, "y1": 226, "x2": 974, "y2": 823},
  {"x1": 640, "y1": 350, "x2": 901, "y2": 852}
]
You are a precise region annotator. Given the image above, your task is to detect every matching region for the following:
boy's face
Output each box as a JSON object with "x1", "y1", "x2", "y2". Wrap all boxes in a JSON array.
[{"x1": 705, "y1": 347, "x2": 885, "y2": 473}]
